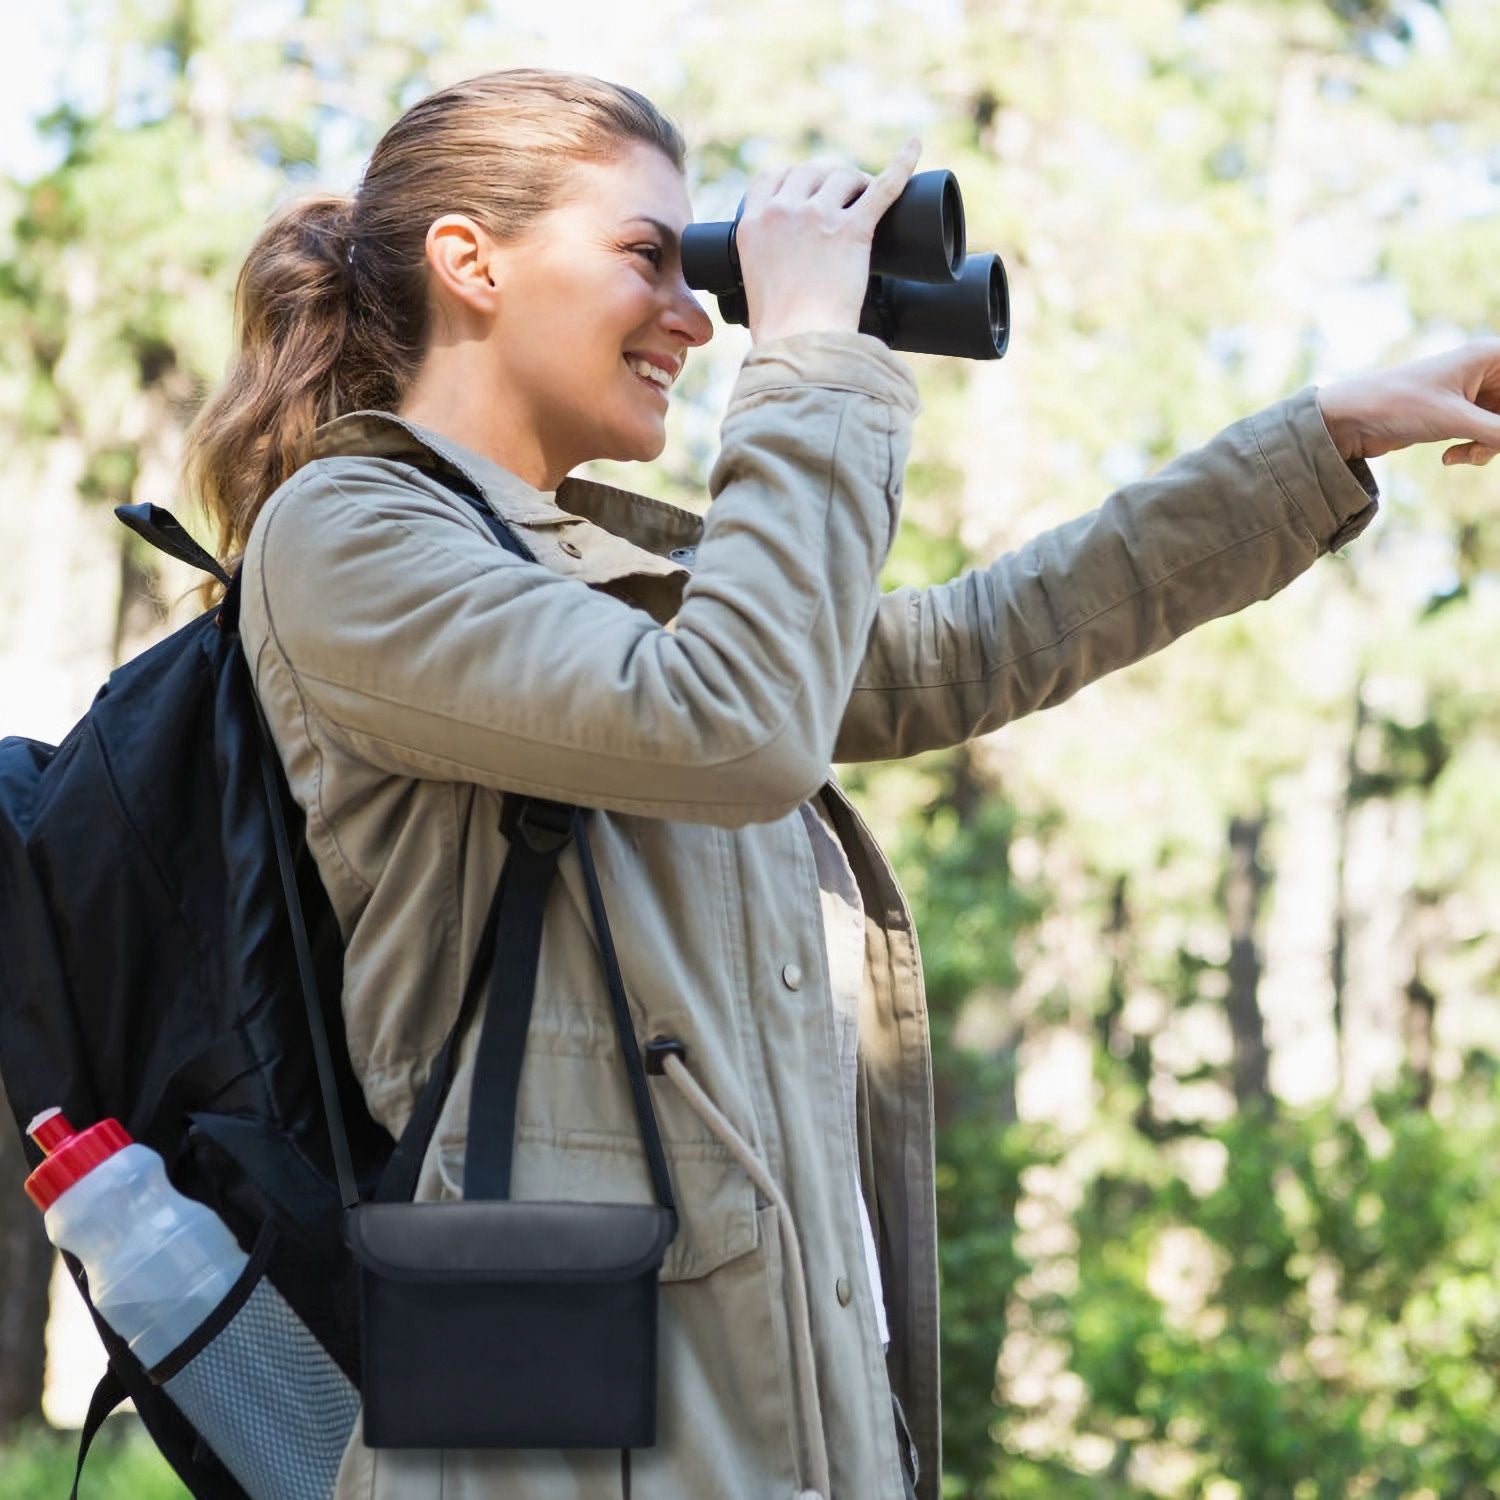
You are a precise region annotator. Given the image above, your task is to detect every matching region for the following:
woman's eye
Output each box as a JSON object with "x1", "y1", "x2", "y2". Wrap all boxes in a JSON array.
[{"x1": 634, "y1": 245, "x2": 664, "y2": 268}]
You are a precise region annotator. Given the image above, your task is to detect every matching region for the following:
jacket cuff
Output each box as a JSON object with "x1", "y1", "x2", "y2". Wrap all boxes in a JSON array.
[
  {"x1": 731, "y1": 330, "x2": 922, "y2": 415},
  {"x1": 1251, "y1": 384, "x2": 1380, "y2": 553}
]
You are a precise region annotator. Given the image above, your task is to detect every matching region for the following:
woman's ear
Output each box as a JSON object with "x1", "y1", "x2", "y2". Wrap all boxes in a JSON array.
[{"x1": 424, "y1": 214, "x2": 500, "y2": 316}]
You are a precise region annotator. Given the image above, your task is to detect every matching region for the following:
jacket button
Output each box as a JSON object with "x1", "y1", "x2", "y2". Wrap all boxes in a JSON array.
[
  {"x1": 836, "y1": 1277, "x2": 852, "y2": 1306},
  {"x1": 781, "y1": 963, "x2": 802, "y2": 990},
  {"x1": 559, "y1": 539, "x2": 582, "y2": 558}
]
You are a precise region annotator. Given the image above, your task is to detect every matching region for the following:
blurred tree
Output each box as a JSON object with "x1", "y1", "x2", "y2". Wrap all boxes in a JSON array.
[{"x1": 0, "y1": 1080, "x2": 50, "y2": 1438}]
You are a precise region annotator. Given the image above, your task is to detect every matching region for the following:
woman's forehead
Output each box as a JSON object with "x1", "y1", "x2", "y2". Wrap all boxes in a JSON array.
[{"x1": 561, "y1": 144, "x2": 689, "y2": 227}]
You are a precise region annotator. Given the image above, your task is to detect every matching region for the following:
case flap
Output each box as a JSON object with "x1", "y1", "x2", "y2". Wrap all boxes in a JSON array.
[{"x1": 344, "y1": 1201, "x2": 676, "y2": 1283}]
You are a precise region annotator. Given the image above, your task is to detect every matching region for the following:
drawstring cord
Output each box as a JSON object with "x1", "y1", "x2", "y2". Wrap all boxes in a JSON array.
[{"x1": 658, "y1": 1051, "x2": 831, "y2": 1500}]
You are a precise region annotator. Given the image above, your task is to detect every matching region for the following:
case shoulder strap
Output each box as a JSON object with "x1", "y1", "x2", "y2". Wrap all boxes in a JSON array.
[{"x1": 376, "y1": 464, "x2": 676, "y2": 1214}]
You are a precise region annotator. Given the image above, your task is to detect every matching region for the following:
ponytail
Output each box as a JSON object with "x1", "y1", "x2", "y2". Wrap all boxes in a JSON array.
[{"x1": 182, "y1": 193, "x2": 360, "y2": 578}]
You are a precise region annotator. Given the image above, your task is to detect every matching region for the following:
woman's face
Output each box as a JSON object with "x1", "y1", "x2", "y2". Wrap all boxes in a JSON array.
[{"x1": 473, "y1": 141, "x2": 714, "y2": 488}]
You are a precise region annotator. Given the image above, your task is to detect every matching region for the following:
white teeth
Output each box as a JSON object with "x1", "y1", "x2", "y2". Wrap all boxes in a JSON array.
[{"x1": 625, "y1": 355, "x2": 672, "y2": 388}]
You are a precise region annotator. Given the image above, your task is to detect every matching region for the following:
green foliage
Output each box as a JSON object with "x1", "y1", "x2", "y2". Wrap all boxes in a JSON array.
[
  {"x1": 981, "y1": 1078, "x2": 1500, "y2": 1496},
  {"x1": 935, "y1": 1078, "x2": 1039, "y2": 1491},
  {"x1": 0, "y1": 1420, "x2": 188, "y2": 1500}
]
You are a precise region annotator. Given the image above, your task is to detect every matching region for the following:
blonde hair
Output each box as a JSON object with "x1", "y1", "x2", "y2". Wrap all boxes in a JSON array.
[{"x1": 181, "y1": 67, "x2": 686, "y2": 579}]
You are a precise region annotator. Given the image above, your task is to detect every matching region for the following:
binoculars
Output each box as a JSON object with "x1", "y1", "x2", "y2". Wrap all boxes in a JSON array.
[{"x1": 681, "y1": 169, "x2": 1009, "y2": 360}]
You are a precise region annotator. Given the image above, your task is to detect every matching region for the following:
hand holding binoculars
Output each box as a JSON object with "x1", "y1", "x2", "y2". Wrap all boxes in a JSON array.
[{"x1": 681, "y1": 169, "x2": 1009, "y2": 361}]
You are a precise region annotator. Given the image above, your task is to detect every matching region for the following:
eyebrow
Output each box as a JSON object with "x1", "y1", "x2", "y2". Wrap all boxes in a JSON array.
[{"x1": 625, "y1": 216, "x2": 683, "y2": 255}]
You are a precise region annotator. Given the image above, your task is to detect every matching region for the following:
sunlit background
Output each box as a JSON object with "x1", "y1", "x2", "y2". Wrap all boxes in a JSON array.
[{"x1": 2, "y1": 1, "x2": 1498, "y2": 1496}]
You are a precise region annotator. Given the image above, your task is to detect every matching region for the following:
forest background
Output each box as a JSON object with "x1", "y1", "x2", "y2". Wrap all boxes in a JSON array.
[{"x1": 1, "y1": 0, "x2": 1497, "y2": 1496}]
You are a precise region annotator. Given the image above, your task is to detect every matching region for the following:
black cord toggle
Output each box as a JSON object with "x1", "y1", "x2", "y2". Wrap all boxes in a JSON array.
[{"x1": 643, "y1": 1036, "x2": 687, "y2": 1076}]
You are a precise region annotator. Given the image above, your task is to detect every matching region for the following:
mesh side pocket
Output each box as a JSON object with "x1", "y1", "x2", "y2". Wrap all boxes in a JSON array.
[
  {"x1": 147, "y1": 1218, "x2": 363, "y2": 1500},
  {"x1": 161, "y1": 1274, "x2": 358, "y2": 1500}
]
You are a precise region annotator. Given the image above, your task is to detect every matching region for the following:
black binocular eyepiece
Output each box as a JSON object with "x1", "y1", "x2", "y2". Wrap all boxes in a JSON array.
[{"x1": 681, "y1": 169, "x2": 1009, "y2": 361}]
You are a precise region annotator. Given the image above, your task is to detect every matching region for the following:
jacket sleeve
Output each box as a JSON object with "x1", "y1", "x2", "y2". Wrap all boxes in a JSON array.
[
  {"x1": 831, "y1": 384, "x2": 1379, "y2": 763},
  {"x1": 245, "y1": 331, "x2": 920, "y2": 828}
]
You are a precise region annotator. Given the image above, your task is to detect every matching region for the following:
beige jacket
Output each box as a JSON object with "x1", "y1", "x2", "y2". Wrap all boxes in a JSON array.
[{"x1": 238, "y1": 329, "x2": 1378, "y2": 1500}]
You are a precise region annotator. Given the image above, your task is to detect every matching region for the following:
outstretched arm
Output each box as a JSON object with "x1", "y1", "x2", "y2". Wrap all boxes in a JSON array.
[{"x1": 832, "y1": 382, "x2": 1377, "y2": 763}]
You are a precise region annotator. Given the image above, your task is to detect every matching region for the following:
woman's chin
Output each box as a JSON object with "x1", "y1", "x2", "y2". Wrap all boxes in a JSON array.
[
  {"x1": 617, "y1": 424, "x2": 669, "y2": 465},
  {"x1": 579, "y1": 412, "x2": 668, "y2": 470}
]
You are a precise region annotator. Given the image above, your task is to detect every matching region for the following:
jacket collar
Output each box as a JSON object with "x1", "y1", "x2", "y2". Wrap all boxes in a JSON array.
[{"x1": 311, "y1": 411, "x2": 702, "y2": 613}]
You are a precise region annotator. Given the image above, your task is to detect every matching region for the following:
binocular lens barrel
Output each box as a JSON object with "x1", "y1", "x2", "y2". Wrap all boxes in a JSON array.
[
  {"x1": 869, "y1": 170, "x2": 965, "y2": 284},
  {"x1": 861, "y1": 253, "x2": 1009, "y2": 360}
]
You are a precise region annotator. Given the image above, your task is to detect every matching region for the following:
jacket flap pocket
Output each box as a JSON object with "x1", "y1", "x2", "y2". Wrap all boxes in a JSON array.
[{"x1": 344, "y1": 1201, "x2": 675, "y2": 1282}]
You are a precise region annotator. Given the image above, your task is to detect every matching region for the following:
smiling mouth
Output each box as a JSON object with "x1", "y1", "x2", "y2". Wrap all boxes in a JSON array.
[{"x1": 623, "y1": 356, "x2": 670, "y2": 399}]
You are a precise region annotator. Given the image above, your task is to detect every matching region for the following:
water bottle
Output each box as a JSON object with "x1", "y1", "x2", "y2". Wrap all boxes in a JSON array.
[
  {"x1": 26, "y1": 1107, "x2": 359, "y2": 1500},
  {"x1": 25, "y1": 1108, "x2": 248, "y2": 1366}
]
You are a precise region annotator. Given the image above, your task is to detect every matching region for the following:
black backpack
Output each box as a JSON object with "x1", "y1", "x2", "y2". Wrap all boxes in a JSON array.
[{"x1": 0, "y1": 470, "x2": 562, "y2": 1497}]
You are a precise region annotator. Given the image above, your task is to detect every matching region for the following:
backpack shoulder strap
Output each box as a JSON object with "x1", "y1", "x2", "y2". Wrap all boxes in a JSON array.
[
  {"x1": 70, "y1": 1368, "x2": 128, "y2": 1500},
  {"x1": 114, "y1": 504, "x2": 231, "y2": 586}
]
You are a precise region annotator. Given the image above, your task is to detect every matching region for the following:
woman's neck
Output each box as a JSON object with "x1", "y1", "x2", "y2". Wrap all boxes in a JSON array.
[{"x1": 397, "y1": 354, "x2": 563, "y2": 492}]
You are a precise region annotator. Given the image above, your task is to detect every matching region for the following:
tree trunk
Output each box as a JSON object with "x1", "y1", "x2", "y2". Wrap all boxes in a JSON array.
[
  {"x1": 1403, "y1": 974, "x2": 1436, "y2": 1112},
  {"x1": 1226, "y1": 814, "x2": 1271, "y2": 1106},
  {"x1": 0, "y1": 1082, "x2": 53, "y2": 1436},
  {"x1": 1330, "y1": 683, "x2": 1365, "y2": 1101},
  {"x1": 1402, "y1": 892, "x2": 1441, "y2": 1112}
]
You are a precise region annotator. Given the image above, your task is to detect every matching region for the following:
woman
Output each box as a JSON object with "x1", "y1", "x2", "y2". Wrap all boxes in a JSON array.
[{"x1": 187, "y1": 66, "x2": 1500, "y2": 1500}]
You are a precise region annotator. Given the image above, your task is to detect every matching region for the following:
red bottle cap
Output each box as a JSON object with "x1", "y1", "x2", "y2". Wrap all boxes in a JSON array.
[{"x1": 24, "y1": 1109, "x2": 133, "y2": 1212}]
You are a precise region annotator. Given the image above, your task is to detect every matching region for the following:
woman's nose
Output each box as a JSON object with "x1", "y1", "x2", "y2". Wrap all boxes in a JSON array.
[{"x1": 669, "y1": 284, "x2": 715, "y2": 348}]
